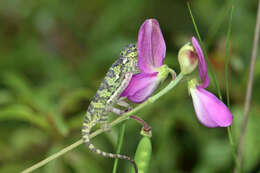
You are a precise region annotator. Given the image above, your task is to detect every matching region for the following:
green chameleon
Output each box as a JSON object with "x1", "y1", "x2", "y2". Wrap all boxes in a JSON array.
[{"x1": 82, "y1": 44, "x2": 140, "y2": 173}]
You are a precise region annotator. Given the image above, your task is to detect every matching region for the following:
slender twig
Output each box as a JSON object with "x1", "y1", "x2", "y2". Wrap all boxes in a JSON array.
[
  {"x1": 21, "y1": 71, "x2": 184, "y2": 173},
  {"x1": 235, "y1": 0, "x2": 260, "y2": 172},
  {"x1": 225, "y1": 4, "x2": 241, "y2": 172},
  {"x1": 225, "y1": 5, "x2": 234, "y2": 108},
  {"x1": 206, "y1": 0, "x2": 233, "y2": 47}
]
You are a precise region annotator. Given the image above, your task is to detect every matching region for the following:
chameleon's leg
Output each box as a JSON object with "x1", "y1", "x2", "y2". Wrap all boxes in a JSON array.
[
  {"x1": 108, "y1": 106, "x2": 125, "y2": 115},
  {"x1": 117, "y1": 98, "x2": 131, "y2": 108},
  {"x1": 117, "y1": 97, "x2": 132, "y2": 111},
  {"x1": 98, "y1": 116, "x2": 111, "y2": 132}
]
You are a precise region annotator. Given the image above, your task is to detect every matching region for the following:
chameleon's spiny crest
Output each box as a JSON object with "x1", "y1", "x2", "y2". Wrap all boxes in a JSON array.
[{"x1": 82, "y1": 44, "x2": 139, "y2": 173}]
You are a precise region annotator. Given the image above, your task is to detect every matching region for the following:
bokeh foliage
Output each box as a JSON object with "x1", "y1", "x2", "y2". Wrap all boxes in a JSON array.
[{"x1": 0, "y1": 0, "x2": 260, "y2": 172}]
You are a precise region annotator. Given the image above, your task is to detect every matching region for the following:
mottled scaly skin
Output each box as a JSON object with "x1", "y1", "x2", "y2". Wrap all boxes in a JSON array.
[{"x1": 82, "y1": 44, "x2": 139, "y2": 173}]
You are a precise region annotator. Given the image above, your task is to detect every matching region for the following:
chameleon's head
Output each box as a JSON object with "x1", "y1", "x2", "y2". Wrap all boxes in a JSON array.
[{"x1": 120, "y1": 44, "x2": 140, "y2": 74}]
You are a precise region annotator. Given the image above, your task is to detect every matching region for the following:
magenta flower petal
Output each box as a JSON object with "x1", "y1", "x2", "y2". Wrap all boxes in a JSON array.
[
  {"x1": 191, "y1": 37, "x2": 209, "y2": 88},
  {"x1": 121, "y1": 73, "x2": 160, "y2": 103},
  {"x1": 138, "y1": 19, "x2": 166, "y2": 73},
  {"x1": 190, "y1": 86, "x2": 233, "y2": 128},
  {"x1": 121, "y1": 19, "x2": 168, "y2": 103}
]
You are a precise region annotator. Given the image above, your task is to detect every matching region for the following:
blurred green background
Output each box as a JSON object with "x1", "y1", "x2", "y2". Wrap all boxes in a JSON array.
[{"x1": 0, "y1": 0, "x2": 260, "y2": 172}]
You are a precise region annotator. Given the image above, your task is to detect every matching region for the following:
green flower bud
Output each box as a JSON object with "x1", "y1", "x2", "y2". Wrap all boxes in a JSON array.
[
  {"x1": 131, "y1": 137, "x2": 152, "y2": 173},
  {"x1": 178, "y1": 42, "x2": 198, "y2": 75}
]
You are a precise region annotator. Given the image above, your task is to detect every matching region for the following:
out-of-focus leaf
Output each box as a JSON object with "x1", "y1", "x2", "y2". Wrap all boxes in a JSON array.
[
  {"x1": 58, "y1": 88, "x2": 94, "y2": 114},
  {"x1": 87, "y1": 0, "x2": 144, "y2": 43},
  {"x1": 10, "y1": 127, "x2": 48, "y2": 154},
  {"x1": 64, "y1": 150, "x2": 105, "y2": 173},
  {"x1": 0, "y1": 104, "x2": 50, "y2": 131},
  {"x1": 43, "y1": 144, "x2": 67, "y2": 173},
  {"x1": 195, "y1": 140, "x2": 232, "y2": 172},
  {"x1": 232, "y1": 105, "x2": 260, "y2": 171},
  {"x1": 50, "y1": 110, "x2": 69, "y2": 136},
  {"x1": 0, "y1": 163, "x2": 24, "y2": 173},
  {"x1": 241, "y1": 107, "x2": 260, "y2": 171},
  {"x1": 0, "y1": 90, "x2": 13, "y2": 105},
  {"x1": 67, "y1": 112, "x2": 84, "y2": 131},
  {"x1": 2, "y1": 72, "x2": 33, "y2": 103},
  {"x1": 0, "y1": 141, "x2": 13, "y2": 161}
]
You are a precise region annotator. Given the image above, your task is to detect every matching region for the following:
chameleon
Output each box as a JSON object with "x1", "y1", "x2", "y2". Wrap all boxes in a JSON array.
[{"x1": 82, "y1": 44, "x2": 140, "y2": 173}]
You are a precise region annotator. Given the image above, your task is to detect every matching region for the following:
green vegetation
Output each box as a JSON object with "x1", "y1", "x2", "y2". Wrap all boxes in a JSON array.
[{"x1": 0, "y1": 0, "x2": 260, "y2": 172}]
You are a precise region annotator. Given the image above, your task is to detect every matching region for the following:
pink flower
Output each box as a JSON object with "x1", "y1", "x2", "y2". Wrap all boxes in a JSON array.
[
  {"x1": 121, "y1": 19, "x2": 169, "y2": 103},
  {"x1": 188, "y1": 37, "x2": 233, "y2": 127}
]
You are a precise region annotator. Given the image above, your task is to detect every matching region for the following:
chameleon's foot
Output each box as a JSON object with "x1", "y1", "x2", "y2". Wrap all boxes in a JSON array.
[
  {"x1": 124, "y1": 105, "x2": 133, "y2": 112},
  {"x1": 109, "y1": 106, "x2": 125, "y2": 116},
  {"x1": 117, "y1": 98, "x2": 133, "y2": 111},
  {"x1": 101, "y1": 122, "x2": 111, "y2": 132}
]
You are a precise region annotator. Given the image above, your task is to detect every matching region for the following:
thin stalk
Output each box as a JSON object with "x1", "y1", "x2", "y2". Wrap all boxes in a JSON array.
[
  {"x1": 227, "y1": 126, "x2": 240, "y2": 172},
  {"x1": 112, "y1": 124, "x2": 126, "y2": 173},
  {"x1": 21, "y1": 72, "x2": 184, "y2": 173},
  {"x1": 225, "y1": 6, "x2": 234, "y2": 108},
  {"x1": 225, "y1": 4, "x2": 240, "y2": 172},
  {"x1": 236, "y1": 0, "x2": 260, "y2": 172},
  {"x1": 130, "y1": 115, "x2": 151, "y2": 132},
  {"x1": 187, "y1": 2, "x2": 223, "y2": 100},
  {"x1": 206, "y1": 0, "x2": 233, "y2": 47}
]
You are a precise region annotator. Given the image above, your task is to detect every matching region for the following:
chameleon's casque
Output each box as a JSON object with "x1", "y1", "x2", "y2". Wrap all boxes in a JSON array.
[{"x1": 82, "y1": 44, "x2": 140, "y2": 173}]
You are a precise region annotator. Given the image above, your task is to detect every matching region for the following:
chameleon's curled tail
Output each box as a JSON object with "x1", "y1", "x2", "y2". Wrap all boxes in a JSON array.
[{"x1": 82, "y1": 114, "x2": 138, "y2": 173}]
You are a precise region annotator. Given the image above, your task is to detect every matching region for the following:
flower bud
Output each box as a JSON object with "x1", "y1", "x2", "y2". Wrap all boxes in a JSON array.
[
  {"x1": 178, "y1": 42, "x2": 198, "y2": 75},
  {"x1": 131, "y1": 136, "x2": 152, "y2": 173}
]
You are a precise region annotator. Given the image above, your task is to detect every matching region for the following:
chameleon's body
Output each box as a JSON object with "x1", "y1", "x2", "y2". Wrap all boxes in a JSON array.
[{"x1": 82, "y1": 44, "x2": 139, "y2": 172}]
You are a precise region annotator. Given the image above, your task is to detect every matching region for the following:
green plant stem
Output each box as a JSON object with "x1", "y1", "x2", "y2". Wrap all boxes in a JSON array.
[
  {"x1": 130, "y1": 115, "x2": 151, "y2": 132},
  {"x1": 187, "y1": 2, "x2": 223, "y2": 100},
  {"x1": 227, "y1": 126, "x2": 240, "y2": 173},
  {"x1": 206, "y1": 0, "x2": 234, "y2": 47},
  {"x1": 112, "y1": 124, "x2": 126, "y2": 173},
  {"x1": 236, "y1": 0, "x2": 260, "y2": 172},
  {"x1": 225, "y1": 6, "x2": 234, "y2": 108},
  {"x1": 21, "y1": 71, "x2": 184, "y2": 173},
  {"x1": 225, "y1": 3, "x2": 241, "y2": 172}
]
